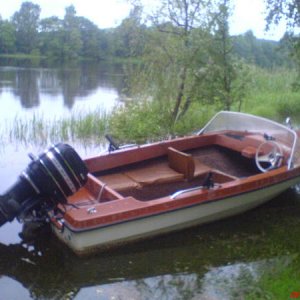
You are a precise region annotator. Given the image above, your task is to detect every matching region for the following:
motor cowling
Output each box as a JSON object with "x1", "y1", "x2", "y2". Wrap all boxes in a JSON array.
[{"x1": 0, "y1": 143, "x2": 88, "y2": 226}]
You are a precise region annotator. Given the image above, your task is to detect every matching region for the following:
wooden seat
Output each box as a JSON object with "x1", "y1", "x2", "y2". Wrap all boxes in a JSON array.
[
  {"x1": 194, "y1": 159, "x2": 212, "y2": 177},
  {"x1": 125, "y1": 161, "x2": 184, "y2": 186},
  {"x1": 241, "y1": 146, "x2": 257, "y2": 158},
  {"x1": 98, "y1": 173, "x2": 141, "y2": 191},
  {"x1": 167, "y1": 147, "x2": 195, "y2": 181}
]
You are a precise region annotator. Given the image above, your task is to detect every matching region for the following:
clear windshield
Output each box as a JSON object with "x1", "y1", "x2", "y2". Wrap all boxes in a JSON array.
[{"x1": 199, "y1": 111, "x2": 299, "y2": 169}]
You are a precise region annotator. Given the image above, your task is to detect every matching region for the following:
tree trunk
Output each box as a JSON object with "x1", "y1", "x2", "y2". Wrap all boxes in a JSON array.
[{"x1": 172, "y1": 67, "x2": 187, "y2": 123}]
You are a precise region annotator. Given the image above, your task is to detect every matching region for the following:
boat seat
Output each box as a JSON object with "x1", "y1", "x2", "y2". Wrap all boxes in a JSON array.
[
  {"x1": 125, "y1": 161, "x2": 184, "y2": 186},
  {"x1": 98, "y1": 173, "x2": 141, "y2": 191},
  {"x1": 98, "y1": 160, "x2": 185, "y2": 191},
  {"x1": 241, "y1": 146, "x2": 257, "y2": 158},
  {"x1": 167, "y1": 147, "x2": 195, "y2": 181},
  {"x1": 194, "y1": 158, "x2": 213, "y2": 177}
]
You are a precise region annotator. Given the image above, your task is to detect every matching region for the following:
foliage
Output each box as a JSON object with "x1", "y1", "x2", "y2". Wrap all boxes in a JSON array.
[
  {"x1": 0, "y1": 19, "x2": 16, "y2": 53},
  {"x1": 12, "y1": 1, "x2": 41, "y2": 54},
  {"x1": 126, "y1": 0, "x2": 216, "y2": 124},
  {"x1": 265, "y1": 0, "x2": 300, "y2": 86},
  {"x1": 241, "y1": 66, "x2": 300, "y2": 120},
  {"x1": 232, "y1": 30, "x2": 292, "y2": 68},
  {"x1": 265, "y1": 0, "x2": 300, "y2": 29},
  {"x1": 126, "y1": 0, "x2": 249, "y2": 125},
  {"x1": 200, "y1": 0, "x2": 250, "y2": 111},
  {"x1": 112, "y1": 5, "x2": 146, "y2": 57}
]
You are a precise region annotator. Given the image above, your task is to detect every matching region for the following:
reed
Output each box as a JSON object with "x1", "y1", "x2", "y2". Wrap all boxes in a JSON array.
[{"x1": 4, "y1": 109, "x2": 109, "y2": 146}]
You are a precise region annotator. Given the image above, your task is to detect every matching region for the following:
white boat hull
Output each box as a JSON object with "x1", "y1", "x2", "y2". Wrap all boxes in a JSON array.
[{"x1": 52, "y1": 176, "x2": 299, "y2": 255}]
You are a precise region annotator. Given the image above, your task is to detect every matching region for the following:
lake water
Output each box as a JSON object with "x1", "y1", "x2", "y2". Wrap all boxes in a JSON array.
[{"x1": 1, "y1": 61, "x2": 300, "y2": 300}]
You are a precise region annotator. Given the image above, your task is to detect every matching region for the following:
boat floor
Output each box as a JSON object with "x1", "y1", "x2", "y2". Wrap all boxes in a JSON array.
[{"x1": 189, "y1": 146, "x2": 258, "y2": 178}]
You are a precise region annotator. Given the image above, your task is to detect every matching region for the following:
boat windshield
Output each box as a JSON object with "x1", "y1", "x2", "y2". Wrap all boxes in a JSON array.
[{"x1": 199, "y1": 111, "x2": 300, "y2": 169}]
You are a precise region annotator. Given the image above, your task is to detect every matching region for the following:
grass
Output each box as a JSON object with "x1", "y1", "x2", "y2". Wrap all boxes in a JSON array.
[
  {"x1": 246, "y1": 260, "x2": 300, "y2": 300},
  {"x1": 5, "y1": 109, "x2": 109, "y2": 146},
  {"x1": 242, "y1": 67, "x2": 300, "y2": 121}
]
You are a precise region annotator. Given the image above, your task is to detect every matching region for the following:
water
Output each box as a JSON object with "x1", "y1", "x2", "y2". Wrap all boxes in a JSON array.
[
  {"x1": 1, "y1": 61, "x2": 300, "y2": 299},
  {"x1": 0, "y1": 62, "x2": 123, "y2": 123}
]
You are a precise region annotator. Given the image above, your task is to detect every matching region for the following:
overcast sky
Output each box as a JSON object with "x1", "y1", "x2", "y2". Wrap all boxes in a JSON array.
[{"x1": 0, "y1": 0, "x2": 286, "y2": 40}]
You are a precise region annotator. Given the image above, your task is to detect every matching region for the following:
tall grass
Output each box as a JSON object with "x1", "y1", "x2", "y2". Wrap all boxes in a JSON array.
[
  {"x1": 5, "y1": 109, "x2": 109, "y2": 146},
  {"x1": 242, "y1": 67, "x2": 300, "y2": 120}
]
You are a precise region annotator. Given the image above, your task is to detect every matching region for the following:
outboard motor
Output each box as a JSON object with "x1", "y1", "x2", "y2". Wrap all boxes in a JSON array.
[{"x1": 0, "y1": 143, "x2": 88, "y2": 227}]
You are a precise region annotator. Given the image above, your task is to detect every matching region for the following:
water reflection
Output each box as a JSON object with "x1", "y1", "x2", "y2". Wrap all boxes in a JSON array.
[
  {"x1": 0, "y1": 61, "x2": 126, "y2": 118},
  {"x1": 15, "y1": 69, "x2": 40, "y2": 108},
  {"x1": 0, "y1": 192, "x2": 300, "y2": 299}
]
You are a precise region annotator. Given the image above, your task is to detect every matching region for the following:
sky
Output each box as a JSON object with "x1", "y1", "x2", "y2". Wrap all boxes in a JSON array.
[{"x1": 0, "y1": 0, "x2": 286, "y2": 41}]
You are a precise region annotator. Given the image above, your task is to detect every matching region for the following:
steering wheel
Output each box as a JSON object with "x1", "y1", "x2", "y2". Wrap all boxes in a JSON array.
[{"x1": 255, "y1": 141, "x2": 283, "y2": 172}]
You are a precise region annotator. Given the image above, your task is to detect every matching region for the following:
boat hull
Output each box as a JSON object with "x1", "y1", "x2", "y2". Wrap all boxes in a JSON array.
[{"x1": 52, "y1": 175, "x2": 300, "y2": 255}]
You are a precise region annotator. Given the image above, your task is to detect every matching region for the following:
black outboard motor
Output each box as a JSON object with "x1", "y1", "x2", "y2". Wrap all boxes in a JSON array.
[{"x1": 0, "y1": 143, "x2": 88, "y2": 227}]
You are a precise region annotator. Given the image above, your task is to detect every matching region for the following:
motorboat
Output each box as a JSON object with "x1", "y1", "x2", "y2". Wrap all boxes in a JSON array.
[{"x1": 1, "y1": 111, "x2": 300, "y2": 255}]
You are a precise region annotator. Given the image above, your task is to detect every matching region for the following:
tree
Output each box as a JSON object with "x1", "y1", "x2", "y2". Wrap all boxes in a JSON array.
[
  {"x1": 127, "y1": 0, "x2": 218, "y2": 124},
  {"x1": 0, "y1": 19, "x2": 16, "y2": 53},
  {"x1": 62, "y1": 5, "x2": 82, "y2": 60},
  {"x1": 203, "y1": 0, "x2": 249, "y2": 111},
  {"x1": 39, "y1": 16, "x2": 64, "y2": 58},
  {"x1": 77, "y1": 17, "x2": 103, "y2": 59},
  {"x1": 265, "y1": 0, "x2": 300, "y2": 29},
  {"x1": 266, "y1": 0, "x2": 300, "y2": 85},
  {"x1": 113, "y1": 5, "x2": 146, "y2": 57},
  {"x1": 12, "y1": 1, "x2": 41, "y2": 53},
  {"x1": 265, "y1": 1, "x2": 300, "y2": 60}
]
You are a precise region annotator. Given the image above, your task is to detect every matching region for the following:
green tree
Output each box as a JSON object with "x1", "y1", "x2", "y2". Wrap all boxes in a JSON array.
[
  {"x1": 39, "y1": 16, "x2": 64, "y2": 58},
  {"x1": 204, "y1": 0, "x2": 249, "y2": 111},
  {"x1": 265, "y1": 0, "x2": 300, "y2": 85},
  {"x1": 128, "y1": 0, "x2": 217, "y2": 125},
  {"x1": 0, "y1": 18, "x2": 16, "y2": 53},
  {"x1": 62, "y1": 5, "x2": 82, "y2": 60},
  {"x1": 265, "y1": 0, "x2": 300, "y2": 29},
  {"x1": 265, "y1": 0, "x2": 300, "y2": 61},
  {"x1": 113, "y1": 5, "x2": 146, "y2": 57},
  {"x1": 77, "y1": 17, "x2": 103, "y2": 59},
  {"x1": 12, "y1": 1, "x2": 41, "y2": 53}
]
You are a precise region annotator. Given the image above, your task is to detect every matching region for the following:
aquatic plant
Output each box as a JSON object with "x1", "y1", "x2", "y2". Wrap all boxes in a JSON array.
[{"x1": 4, "y1": 109, "x2": 109, "y2": 146}]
